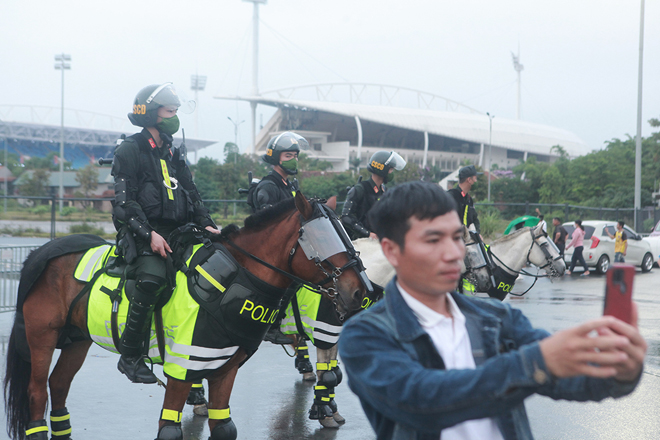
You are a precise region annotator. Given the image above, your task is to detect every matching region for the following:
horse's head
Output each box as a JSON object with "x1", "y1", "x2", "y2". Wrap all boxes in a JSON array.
[
  {"x1": 526, "y1": 224, "x2": 566, "y2": 278},
  {"x1": 290, "y1": 192, "x2": 370, "y2": 321}
]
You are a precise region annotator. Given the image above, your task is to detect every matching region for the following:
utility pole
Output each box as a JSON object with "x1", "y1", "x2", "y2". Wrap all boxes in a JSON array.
[
  {"x1": 511, "y1": 47, "x2": 524, "y2": 120},
  {"x1": 227, "y1": 116, "x2": 245, "y2": 164},
  {"x1": 487, "y1": 112, "x2": 495, "y2": 202},
  {"x1": 243, "y1": 0, "x2": 267, "y2": 154},
  {"x1": 191, "y1": 74, "x2": 207, "y2": 164},
  {"x1": 634, "y1": 0, "x2": 645, "y2": 231},
  {"x1": 54, "y1": 53, "x2": 71, "y2": 212}
]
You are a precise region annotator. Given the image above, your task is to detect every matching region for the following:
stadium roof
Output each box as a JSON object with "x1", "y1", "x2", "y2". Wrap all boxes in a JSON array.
[{"x1": 219, "y1": 95, "x2": 591, "y2": 157}]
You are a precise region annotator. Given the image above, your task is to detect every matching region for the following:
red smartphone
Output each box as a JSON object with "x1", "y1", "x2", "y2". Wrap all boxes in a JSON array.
[{"x1": 603, "y1": 264, "x2": 635, "y2": 324}]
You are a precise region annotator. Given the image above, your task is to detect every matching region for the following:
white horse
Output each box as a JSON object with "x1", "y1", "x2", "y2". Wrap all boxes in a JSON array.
[{"x1": 354, "y1": 224, "x2": 565, "y2": 299}]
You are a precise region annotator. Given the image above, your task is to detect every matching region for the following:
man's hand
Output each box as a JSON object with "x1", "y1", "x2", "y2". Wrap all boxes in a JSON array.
[
  {"x1": 150, "y1": 232, "x2": 172, "y2": 258},
  {"x1": 205, "y1": 226, "x2": 221, "y2": 235},
  {"x1": 539, "y1": 314, "x2": 646, "y2": 380}
]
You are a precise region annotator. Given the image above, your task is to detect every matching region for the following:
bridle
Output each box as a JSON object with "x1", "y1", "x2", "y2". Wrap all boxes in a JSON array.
[
  {"x1": 225, "y1": 201, "x2": 371, "y2": 321},
  {"x1": 488, "y1": 228, "x2": 563, "y2": 296}
]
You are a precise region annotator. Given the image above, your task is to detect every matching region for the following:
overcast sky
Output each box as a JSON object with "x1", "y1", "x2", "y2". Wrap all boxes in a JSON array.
[{"x1": 1, "y1": 0, "x2": 658, "y2": 163}]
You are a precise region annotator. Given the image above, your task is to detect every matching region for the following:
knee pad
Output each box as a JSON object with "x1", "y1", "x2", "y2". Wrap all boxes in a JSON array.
[
  {"x1": 330, "y1": 360, "x2": 343, "y2": 386},
  {"x1": 317, "y1": 363, "x2": 338, "y2": 388},
  {"x1": 134, "y1": 273, "x2": 167, "y2": 302},
  {"x1": 157, "y1": 410, "x2": 183, "y2": 440}
]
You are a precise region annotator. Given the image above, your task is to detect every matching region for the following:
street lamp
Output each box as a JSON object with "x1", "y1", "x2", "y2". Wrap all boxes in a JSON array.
[
  {"x1": 54, "y1": 53, "x2": 71, "y2": 212},
  {"x1": 190, "y1": 74, "x2": 207, "y2": 164},
  {"x1": 227, "y1": 116, "x2": 244, "y2": 164},
  {"x1": 486, "y1": 112, "x2": 495, "y2": 202}
]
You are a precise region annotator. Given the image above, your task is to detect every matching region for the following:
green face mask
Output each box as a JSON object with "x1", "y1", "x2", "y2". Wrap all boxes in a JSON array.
[
  {"x1": 280, "y1": 157, "x2": 298, "y2": 175},
  {"x1": 156, "y1": 115, "x2": 180, "y2": 135}
]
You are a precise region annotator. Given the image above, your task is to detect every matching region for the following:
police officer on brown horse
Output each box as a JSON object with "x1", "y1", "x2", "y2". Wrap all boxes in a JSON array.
[
  {"x1": 112, "y1": 82, "x2": 219, "y2": 383},
  {"x1": 341, "y1": 150, "x2": 406, "y2": 240}
]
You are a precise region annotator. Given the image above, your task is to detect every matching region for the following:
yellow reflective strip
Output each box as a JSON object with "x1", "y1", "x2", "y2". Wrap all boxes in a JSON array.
[
  {"x1": 191, "y1": 383, "x2": 203, "y2": 389},
  {"x1": 161, "y1": 409, "x2": 182, "y2": 423},
  {"x1": 26, "y1": 426, "x2": 49, "y2": 436},
  {"x1": 297, "y1": 346, "x2": 308, "y2": 351},
  {"x1": 329, "y1": 394, "x2": 335, "y2": 398},
  {"x1": 315, "y1": 385, "x2": 327, "y2": 390},
  {"x1": 208, "y1": 408, "x2": 231, "y2": 420},
  {"x1": 321, "y1": 397, "x2": 330, "y2": 402},
  {"x1": 52, "y1": 428, "x2": 73, "y2": 436},
  {"x1": 304, "y1": 355, "x2": 309, "y2": 359},
  {"x1": 292, "y1": 191, "x2": 296, "y2": 197},
  {"x1": 195, "y1": 265, "x2": 226, "y2": 292},
  {"x1": 330, "y1": 359, "x2": 338, "y2": 368},
  {"x1": 463, "y1": 205, "x2": 468, "y2": 225},
  {"x1": 160, "y1": 159, "x2": 174, "y2": 200},
  {"x1": 50, "y1": 414, "x2": 70, "y2": 422},
  {"x1": 316, "y1": 362, "x2": 330, "y2": 370}
]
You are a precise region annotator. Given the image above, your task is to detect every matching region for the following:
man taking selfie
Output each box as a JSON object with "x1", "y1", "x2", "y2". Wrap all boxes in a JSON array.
[{"x1": 339, "y1": 181, "x2": 646, "y2": 440}]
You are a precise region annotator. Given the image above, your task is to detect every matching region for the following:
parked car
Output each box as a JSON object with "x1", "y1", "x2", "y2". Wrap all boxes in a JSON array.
[{"x1": 563, "y1": 221, "x2": 654, "y2": 274}]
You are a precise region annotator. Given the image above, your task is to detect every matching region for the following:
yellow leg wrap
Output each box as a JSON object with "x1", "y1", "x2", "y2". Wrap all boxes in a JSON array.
[
  {"x1": 160, "y1": 409, "x2": 182, "y2": 423},
  {"x1": 51, "y1": 428, "x2": 72, "y2": 436},
  {"x1": 26, "y1": 426, "x2": 49, "y2": 436},
  {"x1": 316, "y1": 362, "x2": 330, "y2": 371},
  {"x1": 208, "y1": 408, "x2": 231, "y2": 420},
  {"x1": 330, "y1": 359, "x2": 338, "y2": 368},
  {"x1": 191, "y1": 382, "x2": 204, "y2": 389}
]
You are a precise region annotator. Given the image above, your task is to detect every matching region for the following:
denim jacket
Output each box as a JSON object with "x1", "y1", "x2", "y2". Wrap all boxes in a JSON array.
[{"x1": 338, "y1": 278, "x2": 640, "y2": 440}]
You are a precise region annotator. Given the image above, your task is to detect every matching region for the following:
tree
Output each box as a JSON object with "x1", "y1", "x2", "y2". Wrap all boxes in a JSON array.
[
  {"x1": 75, "y1": 164, "x2": 99, "y2": 207},
  {"x1": 19, "y1": 168, "x2": 51, "y2": 197}
]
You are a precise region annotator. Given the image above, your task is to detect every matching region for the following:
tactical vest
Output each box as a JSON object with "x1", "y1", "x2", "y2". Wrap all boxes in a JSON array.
[{"x1": 122, "y1": 133, "x2": 193, "y2": 225}]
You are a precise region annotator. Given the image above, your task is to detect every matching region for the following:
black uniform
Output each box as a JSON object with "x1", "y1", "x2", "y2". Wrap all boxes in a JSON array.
[
  {"x1": 341, "y1": 178, "x2": 384, "y2": 240},
  {"x1": 448, "y1": 186, "x2": 480, "y2": 233},
  {"x1": 112, "y1": 129, "x2": 215, "y2": 368},
  {"x1": 253, "y1": 170, "x2": 296, "y2": 211}
]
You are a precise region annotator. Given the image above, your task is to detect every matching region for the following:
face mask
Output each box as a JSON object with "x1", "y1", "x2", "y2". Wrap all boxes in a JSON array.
[
  {"x1": 156, "y1": 115, "x2": 180, "y2": 135},
  {"x1": 280, "y1": 157, "x2": 298, "y2": 175}
]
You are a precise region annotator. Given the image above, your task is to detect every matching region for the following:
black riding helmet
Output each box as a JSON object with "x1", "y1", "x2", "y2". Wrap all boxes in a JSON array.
[
  {"x1": 262, "y1": 132, "x2": 308, "y2": 173},
  {"x1": 127, "y1": 83, "x2": 194, "y2": 128},
  {"x1": 367, "y1": 150, "x2": 407, "y2": 178}
]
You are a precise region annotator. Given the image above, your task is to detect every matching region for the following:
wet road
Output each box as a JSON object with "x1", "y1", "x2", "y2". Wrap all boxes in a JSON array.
[{"x1": 2, "y1": 267, "x2": 660, "y2": 439}]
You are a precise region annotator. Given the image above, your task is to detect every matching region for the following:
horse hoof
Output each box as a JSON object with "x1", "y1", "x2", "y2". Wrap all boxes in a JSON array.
[
  {"x1": 319, "y1": 416, "x2": 341, "y2": 429},
  {"x1": 333, "y1": 412, "x2": 346, "y2": 424},
  {"x1": 302, "y1": 372, "x2": 316, "y2": 382},
  {"x1": 193, "y1": 403, "x2": 208, "y2": 417}
]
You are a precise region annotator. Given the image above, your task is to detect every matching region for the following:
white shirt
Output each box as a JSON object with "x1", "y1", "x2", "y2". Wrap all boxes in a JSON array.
[
  {"x1": 397, "y1": 282, "x2": 505, "y2": 440},
  {"x1": 538, "y1": 219, "x2": 547, "y2": 233}
]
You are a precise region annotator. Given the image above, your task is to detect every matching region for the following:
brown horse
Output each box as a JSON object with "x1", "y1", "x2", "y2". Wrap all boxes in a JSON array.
[{"x1": 4, "y1": 192, "x2": 368, "y2": 440}]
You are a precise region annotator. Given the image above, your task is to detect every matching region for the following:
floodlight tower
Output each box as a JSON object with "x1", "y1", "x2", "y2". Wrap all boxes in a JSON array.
[
  {"x1": 191, "y1": 74, "x2": 207, "y2": 163},
  {"x1": 511, "y1": 48, "x2": 524, "y2": 120},
  {"x1": 244, "y1": 0, "x2": 267, "y2": 154},
  {"x1": 54, "y1": 53, "x2": 71, "y2": 212}
]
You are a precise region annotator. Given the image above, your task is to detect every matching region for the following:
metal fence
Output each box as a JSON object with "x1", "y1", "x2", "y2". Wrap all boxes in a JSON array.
[{"x1": 0, "y1": 245, "x2": 39, "y2": 313}]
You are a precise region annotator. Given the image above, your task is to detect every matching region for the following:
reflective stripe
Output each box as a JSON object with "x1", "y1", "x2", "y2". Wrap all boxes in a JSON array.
[
  {"x1": 166, "y1": 338, "x2": 238, "y2": 359},
  {"x1": 160, "y1": 159, "x2": 174, "y2": 200},
  {"x1": 164, "y1": 348, "x2": 238, "y2": 371},
  {"x1": 297, "y1": 345, "x2": 308, "y2": 351},
  {"x1": 316, "y1": 362, "x2": 330, "y2": 371},
  {"x1": 330, "y1": 359, "x2": 338, "y2": 368},
  {"x1": 312, "y1": 331, "x2": 339, "y2": 344},
  {"x1": 463, "y1": 205, "x2": 468, "y2": 226},
  {"x1": 195, "y1": 265, "x2": 226, "y2": 292},
  {"x1": 50, "y1": 414, "x2": 70, "y2": 422},
  {"x1": 315, "y1": 385, "x2": 327, "y2": 390},
  {"x1": 52, "y1": 428, "x2": 73, "y2": 436},
  {"x1": 161, "y1": 409, "x2": 182, "y2": 423},
  {"x1": 74, "y1": 245, "x2": 112, "y2": 282},
  {"x1": 281, "y1": 315, "x2": 342, "y2": 336},
  {"x1": 208, "y1": 408, "x2": 231, "y2": 420},
  {"x1": 191, "y1": 383, "x2": 203, "y2": 389},
  {"x1": 26, "y1": 426, "x2": 49, "y2": 436}
]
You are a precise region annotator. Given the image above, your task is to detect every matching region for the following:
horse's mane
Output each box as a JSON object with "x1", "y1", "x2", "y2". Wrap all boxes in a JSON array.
[
  {"x1": 490, "y1": 225, "x2": 533, "y2": 245},
  {"x1": 243, "y1": 198, "x2": 298, "y2": 230}
]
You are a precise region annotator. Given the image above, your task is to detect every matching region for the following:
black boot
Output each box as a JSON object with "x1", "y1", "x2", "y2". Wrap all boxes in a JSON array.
[
  {"x1": 264, "y1": 327, "x2": 293, "y2": 345},
  {"x1": 118, "y1": 298, "x2": 158, "y2": 384}
]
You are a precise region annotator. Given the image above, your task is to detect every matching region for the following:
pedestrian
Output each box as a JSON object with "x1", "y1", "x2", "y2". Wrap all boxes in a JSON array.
[
  {"x1": 565, "y1": 219, "x2": 590, "y2": 276},
  {"x1": 338, "y1": 181, "x2": 645, "y2": 440},
  {"x1": 605, "y1": 221, "x2": 628, "y2": 263},
  {"x1": 552, "y1": 217, "x2": 568, "y2": 256},
  {"x1": 341, "y1": 150, "x2": 406, "y2": 240},
  {"x1": 448, "y1": 165, "x2": 482, "y2": 233},
  {"x1": 112, "y1": 83, "x2": 220, "y2": 383},
  {"x1": 535, "y1": 208, "x2": 547, "y2": 233}
]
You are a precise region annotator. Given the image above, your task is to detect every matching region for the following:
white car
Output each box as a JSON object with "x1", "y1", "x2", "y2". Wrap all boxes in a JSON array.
[{"x1": 562, "y1": 221, "x2": 654, "y2": 274}]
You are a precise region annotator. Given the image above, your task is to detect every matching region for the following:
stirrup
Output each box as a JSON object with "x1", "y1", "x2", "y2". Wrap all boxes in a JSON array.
[{"x1": 118, "y1": 355, "x2": 158, "y2": 384}]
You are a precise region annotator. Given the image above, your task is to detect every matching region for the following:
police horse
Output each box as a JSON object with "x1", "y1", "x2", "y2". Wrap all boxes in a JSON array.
[
  {"x1": 354, "y1": 224, "x2": 566, "y2": 300},
  {"x1": 4, "y1": 192, "x2": 371, "y2": 440}
]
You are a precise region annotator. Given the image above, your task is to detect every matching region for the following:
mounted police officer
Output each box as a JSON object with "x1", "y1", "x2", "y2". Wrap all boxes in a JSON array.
[
  {"x1": 252, "y1": 131, "x2": 304, "y2": 210},
  {"x1": 447, "y1": 164, "x2": 482, "y2": 234},
  {"x1": 341, "y1": 150, "x2": 406, "y2": 240},
  {"x1": 112, "y1": 82, "x2": 219, "y2": 383}
]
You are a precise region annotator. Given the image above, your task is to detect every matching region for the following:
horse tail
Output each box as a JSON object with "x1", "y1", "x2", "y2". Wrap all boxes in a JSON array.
[{"x1": 4, "y1": 316, "x2": 32, "y2": 440}]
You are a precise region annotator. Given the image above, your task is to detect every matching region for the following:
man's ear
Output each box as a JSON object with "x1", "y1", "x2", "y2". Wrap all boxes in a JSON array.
[{"x1": 380, "y1": 237, "x2": 402, "y2": 269}]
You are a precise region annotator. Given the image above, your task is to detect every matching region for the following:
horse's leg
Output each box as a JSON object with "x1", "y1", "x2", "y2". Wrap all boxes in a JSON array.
[
  {"x1": 310, "y1": 345, "x2": 342, "y2": 428},
  {"x1": 156, "y1": 378, "x2": 191, "y2": 440},
  {"x1": 204, "y1": 350, "x2": 248, "y2": 440},
  {"x1": 48, "y1": 340, "x2": 92, "y2": 439},
  {"x1": 186, "y1": 381, "x2": 209, "y2": 416},
  {"x1": 294, "y1": 336, "x2": 315, "y2": 381}
]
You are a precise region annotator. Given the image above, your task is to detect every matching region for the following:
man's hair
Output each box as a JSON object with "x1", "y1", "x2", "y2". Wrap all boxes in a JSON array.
[
  {"x1": 538, "y1": 215, "x2": 544, "y2": 220},
  {"x1": 368, "y1": 181, "x2": 457, "y2": 248},
  {"x1": 618, "y1": 220, "x2": 625, "y2": 228},
  {"x1": 553, "y1": 217, "x2": 562, "y2": 222}
]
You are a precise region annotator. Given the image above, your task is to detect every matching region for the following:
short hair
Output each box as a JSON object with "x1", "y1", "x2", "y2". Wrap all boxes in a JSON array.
[
  {"x1": 553, "y1": 217, "x2": 561, "y2": 222},
  {"x1": 368, "y1": 181, "x2": 457, "y2": 248},
  {"x1": 618, "y1": 220, "x2": 625, "y2": 227},
  {"x1": 538, "y1": 215, "x2": 544, "y2": 220}
]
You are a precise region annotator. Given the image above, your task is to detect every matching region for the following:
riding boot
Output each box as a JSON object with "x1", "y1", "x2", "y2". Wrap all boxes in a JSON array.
[{"x1": 118, "y1": 295, "x2": 158, "y2": 384}]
